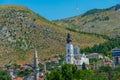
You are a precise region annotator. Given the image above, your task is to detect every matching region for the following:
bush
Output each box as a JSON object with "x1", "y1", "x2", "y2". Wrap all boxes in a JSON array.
[{"x1": 0, "y1": 70, "x2": 11, "y2": 80}]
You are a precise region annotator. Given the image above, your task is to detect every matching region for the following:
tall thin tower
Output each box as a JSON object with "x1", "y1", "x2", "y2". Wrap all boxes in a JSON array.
[
  {"x1": 66, "y1": 33, "x2": 74, "y2": 64},
  {"x1": 34, "y1": 48, "x2": 39, "y2": 80}
]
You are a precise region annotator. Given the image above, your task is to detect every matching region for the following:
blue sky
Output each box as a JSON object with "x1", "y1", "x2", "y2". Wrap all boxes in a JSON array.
[{"x1": 0, "y1": 0, "x2": 120, "y2": 20}]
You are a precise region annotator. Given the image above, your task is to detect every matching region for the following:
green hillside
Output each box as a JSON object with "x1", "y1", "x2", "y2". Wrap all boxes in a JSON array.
[
  {"x1": 0, "y1": 5, "x2": 106, "y2": 65},
  {"x1": 54, "y1": 4, "x2": 120, "y2": 38}
]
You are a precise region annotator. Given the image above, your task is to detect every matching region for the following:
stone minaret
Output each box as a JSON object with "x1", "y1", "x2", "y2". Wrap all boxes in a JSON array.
[
  {"x1": 66, "y1": 33, "x2": 74, "y2": 64},
  {"x1": 34, "y1": 48, "x2": 39, "y2": 80}
]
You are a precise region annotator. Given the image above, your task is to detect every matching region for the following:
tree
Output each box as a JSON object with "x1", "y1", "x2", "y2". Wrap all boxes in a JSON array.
[
  {"x1": 99, "y1": 66, "x2": 112, "y2": 80},
  {"x1": 46, "y1": 64, "x2": 95, "y2": 80},
  {"x1": 0, "y1": 70, "x2": 11, "y2": 80},
  {"x1": 47, "y1": 69, "x2": 64, "y2": 80},
  {"x1": 46, "y1": 64, "x2": 77, "y2": 80},
  {"x1": 18, "y1": 68, "x2": 33, "y2": 77},
  {"x1": 61, "y1": 64, "x2": 77, "y2": 80}
]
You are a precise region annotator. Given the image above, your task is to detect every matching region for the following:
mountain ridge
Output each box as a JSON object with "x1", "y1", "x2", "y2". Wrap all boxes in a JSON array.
[{"x1": 54, "y1": 4, "x2": 120, "y2": 38}]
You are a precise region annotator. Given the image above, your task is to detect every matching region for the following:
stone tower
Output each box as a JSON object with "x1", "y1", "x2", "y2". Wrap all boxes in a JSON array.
[
  {"x1": 34, "y1": 48, "x2": 39, "y2": 80},
  {"x1": 66, "y1": 33, "x2": 74, "y2": 64}
]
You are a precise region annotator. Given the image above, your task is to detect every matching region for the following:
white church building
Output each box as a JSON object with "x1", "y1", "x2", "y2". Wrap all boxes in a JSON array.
[{"x1": 65, "y1": 33, "x2": 89, "y2": 69}]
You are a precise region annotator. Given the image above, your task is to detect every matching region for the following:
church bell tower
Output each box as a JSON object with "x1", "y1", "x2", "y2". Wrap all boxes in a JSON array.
[{"x1": 66, "y1": 33, "x2": 74, "y2": 64}]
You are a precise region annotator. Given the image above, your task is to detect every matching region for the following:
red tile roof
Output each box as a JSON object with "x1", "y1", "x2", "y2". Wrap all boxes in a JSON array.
[
  {"x1": 13, "y1": 77, "x2": 23, "y2": 80},
  {"x1": 39, "y1": 77, "x2": 44, "y2": 80}
]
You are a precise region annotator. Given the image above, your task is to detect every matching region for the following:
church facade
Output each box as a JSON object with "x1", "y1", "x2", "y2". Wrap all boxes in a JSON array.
[{"x1": 65, "y1": 33, "x2": 89, "y2": 69}]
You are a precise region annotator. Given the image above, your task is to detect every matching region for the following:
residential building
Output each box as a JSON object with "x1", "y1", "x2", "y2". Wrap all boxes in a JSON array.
[
  {"x1": 112, "y1": 49, "x2": 120, "y2": 66},
  {"x1": 87, "y1": 53, "x2": 103, "y2": 59}
]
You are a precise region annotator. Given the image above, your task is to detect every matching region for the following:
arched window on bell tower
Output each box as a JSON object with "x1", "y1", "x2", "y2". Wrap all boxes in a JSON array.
[{"x1": 68, "y1": 49, "x2": 70, "y2": 53}]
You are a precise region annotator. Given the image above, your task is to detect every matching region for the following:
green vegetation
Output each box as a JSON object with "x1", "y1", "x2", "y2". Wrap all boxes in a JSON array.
[
  {"x1": 82, "y1": 8, "x2": 108, "y2": 17},
  {"x1": 89, "y1": 58, "x2": 101, "y2": 63},
  {"x1": 0, "y1": 5, "x2": 106, "y2": 65},
  {"x1": 0, "y1": 70, "x2": 11, "y2": 80},
  {"x1": 46, "y1": 64, "x2": 95, "y2": 80},
  {"x1": 66, "y1": 27, "x2": 110, "y2": 39},
  {"x1": 46, "y1": 64, "x2": 120, "y2": 80},
  {"x1": 18, "y1": 68, "x2": 33, "y2": 77},
  {"x1": 81, "y1": 39, "x2": 120, "y2": 57}
]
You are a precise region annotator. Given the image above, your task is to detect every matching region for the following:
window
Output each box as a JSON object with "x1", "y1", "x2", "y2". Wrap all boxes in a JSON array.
[
  {"x1": 68, "y1": 55, "x2": 70, "y2": 57},
  {"x1": 77, "y1": 61, "x2": 78, "y2": 63},
  {"x1": 68, "y1": 59, "x2": 70, "y2": 62},
  {"x1": 68, "y1": 49, "x2": 70, "y2": 53}
]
